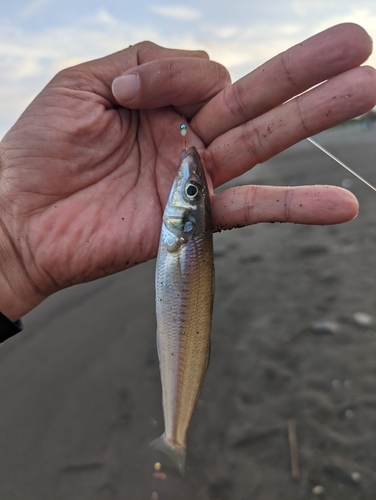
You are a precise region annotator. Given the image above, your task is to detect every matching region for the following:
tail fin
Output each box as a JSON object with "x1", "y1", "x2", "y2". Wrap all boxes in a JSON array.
[{"x1": 150, "y1": 434, "x2": 186, "y2": 475}]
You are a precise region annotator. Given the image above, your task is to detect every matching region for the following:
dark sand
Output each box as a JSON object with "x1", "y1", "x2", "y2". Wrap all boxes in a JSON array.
[{"x1": 1, "y1": 124, "x2": 376, "y2": 500}]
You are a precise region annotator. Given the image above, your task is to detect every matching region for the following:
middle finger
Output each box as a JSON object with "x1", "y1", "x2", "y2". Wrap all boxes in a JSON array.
[{"x1": 191, "y1": 23, "x2": 372, "y2": 145}]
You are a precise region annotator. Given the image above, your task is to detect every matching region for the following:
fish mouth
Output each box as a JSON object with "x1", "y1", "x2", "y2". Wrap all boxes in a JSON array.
[{"x1": 180, "y1": 146, "x2": 201, "y2": 162}]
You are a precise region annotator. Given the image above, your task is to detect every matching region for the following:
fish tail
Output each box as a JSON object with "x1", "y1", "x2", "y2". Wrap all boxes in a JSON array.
[{"x1": 150, "y1": 434, "x2": 186, "y2": 475}]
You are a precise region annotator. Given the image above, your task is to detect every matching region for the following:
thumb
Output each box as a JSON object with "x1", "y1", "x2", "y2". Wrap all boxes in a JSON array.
[{"x1": 112, "y1": 57, "x2": 230, "y2": 114}]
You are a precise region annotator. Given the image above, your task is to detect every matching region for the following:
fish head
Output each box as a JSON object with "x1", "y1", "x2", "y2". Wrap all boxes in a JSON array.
[{"x1": 162, "y1": 147, "x2": 211, "y2": 252}]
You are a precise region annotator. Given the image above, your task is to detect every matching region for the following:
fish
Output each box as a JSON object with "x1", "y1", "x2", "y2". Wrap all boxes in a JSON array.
[{"x1": 151, "y1": 146, "x2": 214, "y2": 474}]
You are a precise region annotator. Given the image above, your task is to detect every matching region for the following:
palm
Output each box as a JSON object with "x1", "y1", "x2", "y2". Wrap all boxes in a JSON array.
[{"x1": 2, "y1": 84, "x2": 205, "y2": 293}]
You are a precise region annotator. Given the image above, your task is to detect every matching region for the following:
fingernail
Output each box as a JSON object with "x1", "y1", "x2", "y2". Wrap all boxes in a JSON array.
[{"x1": 112, "y1": 74, "x2": 139, "y2": 102}]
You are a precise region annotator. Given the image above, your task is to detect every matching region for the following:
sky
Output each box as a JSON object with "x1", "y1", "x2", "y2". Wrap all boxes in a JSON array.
[{"x1": 1, "y1": 0, "x2": 376, "y2": 137}]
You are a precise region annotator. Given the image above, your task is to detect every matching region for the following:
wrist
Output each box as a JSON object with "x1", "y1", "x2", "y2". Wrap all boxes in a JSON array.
[{"x1": 0, "y1": 223, "x2": 45, "y2": 322}]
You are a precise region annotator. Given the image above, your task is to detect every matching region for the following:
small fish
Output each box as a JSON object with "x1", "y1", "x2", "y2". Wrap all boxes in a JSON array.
[{"x1": 152, "y1": 146, "x2": 214, "y2": 474}]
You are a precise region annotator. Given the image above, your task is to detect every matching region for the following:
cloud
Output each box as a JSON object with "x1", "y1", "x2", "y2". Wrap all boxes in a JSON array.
[
  {"x1": 149, "y1": 5, "x2": 202, "y2": 21},
  {"x1": 0, "y1": 9, "x2": 160, "y2": 136},
  {"x1": 21, "y1": 0, "x2": 52, "y2": 19},
  {"x1": 313, "y1": 7, "x2": 376, "y2": 36},
  {"x1": 0, "y1": 9, "x2": 159, "y2": 82},
  {"x1": 1, "y1": 4, "x2": 375, "y2": 138},
  {"x1": 289, "y1": 0, "x2": 328, "y2": 16},
  {"x1": 203, "y1": 25, "x2": 240, "y2": 40}
]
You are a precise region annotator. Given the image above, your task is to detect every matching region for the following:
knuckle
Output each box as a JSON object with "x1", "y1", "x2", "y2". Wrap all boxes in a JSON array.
[
  {"x1": 241, "y1": 121, "x2": 265, "y2": 166},
  {"x1": 223, "y1": 81, "x2": 249, "y2": 121},
  {"x1": 215, "y1": 63, "x2": 232, "y2": 87},
  {"x1": 294, "y1": 97, "x2": 311, "y2": 135},
  {"x1": 282, "y1": 188, "x2": 294, "y2": 221},
  {"x1": 134, "y1": 40, "x2": 159, "y2": 51},
  {"x1": 280, "y1": 50, "x2": 299, "y2": 91},
  {"x1": 242, "y1": 185, "x2": 258, "y2": 224},
  {"x1": 132, "y1": 41, "x2": 160, "y2": 64}
]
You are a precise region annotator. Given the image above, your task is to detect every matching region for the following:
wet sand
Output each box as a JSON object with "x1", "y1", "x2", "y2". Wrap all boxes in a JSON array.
[{"x1": 1, "y1": 123, "x2": 376, "y2": 500}]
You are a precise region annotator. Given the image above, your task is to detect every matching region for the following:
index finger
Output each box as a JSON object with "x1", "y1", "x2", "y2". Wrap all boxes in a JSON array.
[{"x1": 191, "y1": 23, "x2": 373, "y2": 145}]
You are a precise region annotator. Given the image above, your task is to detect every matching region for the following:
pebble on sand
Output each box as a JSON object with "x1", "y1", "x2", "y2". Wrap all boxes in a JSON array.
[
  {"x1": 341, "y1": 178, "x2": 354, "y2": 188},
  {"x1": 311, "y1": 320, "x2": 340, "y2": 334},
  {"x1": 332, "y1": 379, "x2": 341, "y2": 389},
  {"x1": 312, "y1": 485, "x2": 325, "y2": 495},
  {"x1": 353, "y1": 312, "x2": 375, "y2": 327},
  {"x1": 351, "y1": 471, "x2": 361, "y2": 482}
]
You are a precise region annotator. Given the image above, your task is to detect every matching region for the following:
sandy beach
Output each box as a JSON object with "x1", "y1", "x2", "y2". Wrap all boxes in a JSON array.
[{"x1": 1, "y1": 123, "x2": 376, "y2": 500}]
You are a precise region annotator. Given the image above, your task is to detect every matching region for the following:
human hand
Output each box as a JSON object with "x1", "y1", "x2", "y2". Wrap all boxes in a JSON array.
[{"x1": 0, "y1": 23, "x2": 375, "y2": 321}]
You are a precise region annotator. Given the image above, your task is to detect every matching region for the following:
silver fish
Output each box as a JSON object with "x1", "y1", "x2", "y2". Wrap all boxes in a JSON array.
[{"x1": 151, "y1": 146, "x2": 214, "y2": 474}]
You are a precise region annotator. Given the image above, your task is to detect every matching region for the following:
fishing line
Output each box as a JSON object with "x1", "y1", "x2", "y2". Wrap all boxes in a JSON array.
[{"x1": 307, "y1": 137, "x2": 376, "y2": 193}]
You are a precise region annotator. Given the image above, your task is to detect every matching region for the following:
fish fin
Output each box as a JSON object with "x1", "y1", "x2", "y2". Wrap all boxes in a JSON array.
[{"x1": 150, "y1": 434, "x2": 186, "y2": 475}]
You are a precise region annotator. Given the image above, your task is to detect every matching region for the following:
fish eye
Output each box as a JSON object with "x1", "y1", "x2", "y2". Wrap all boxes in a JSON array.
[{"x1": 185, "y1": 183, "x2": 199, "y2": 199}]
